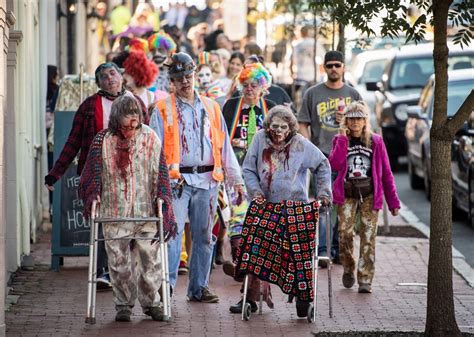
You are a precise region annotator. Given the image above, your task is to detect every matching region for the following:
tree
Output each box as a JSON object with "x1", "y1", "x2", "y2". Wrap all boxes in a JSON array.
[{"x1": 310, "y1": 0, "x2": 474, "y2": 336}]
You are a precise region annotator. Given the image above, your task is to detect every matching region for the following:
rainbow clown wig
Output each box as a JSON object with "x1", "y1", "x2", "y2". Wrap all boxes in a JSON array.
[
  {"x1": 148, "y1": 32, "x2": 177, "y2": 54},
  {"x1": 238, "y1": 63, "x2": 272, "y2": 90},
  {"x1": 123, "y1": 51, "x2": 159, "y2": 88},
  {"x1": 197, "y1": 51, "x2": 210, "y2": 65},
  {"x1": 127, "y1": 38, "x2": 149, "y2": 55}
]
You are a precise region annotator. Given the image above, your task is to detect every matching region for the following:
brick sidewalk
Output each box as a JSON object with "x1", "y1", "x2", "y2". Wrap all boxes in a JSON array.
[{"x1": 5, "y1": 223, "x2": 474, "y2": 337}]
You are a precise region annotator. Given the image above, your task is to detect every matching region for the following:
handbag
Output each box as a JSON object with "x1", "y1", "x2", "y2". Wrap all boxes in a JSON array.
[{"x1": 344, "y1": 177, "x2": 373, "y2": 200}]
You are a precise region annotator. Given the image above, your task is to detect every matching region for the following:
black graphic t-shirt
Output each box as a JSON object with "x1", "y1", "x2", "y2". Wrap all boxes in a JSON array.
[{"x1": 346, "y1": 138, "x2": 372, "y2": 179}]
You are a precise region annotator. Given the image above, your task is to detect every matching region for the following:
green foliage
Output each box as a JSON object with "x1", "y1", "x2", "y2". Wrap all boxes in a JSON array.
[
  {"x1": 449, "y1": 0, "x2": 474, "y2": 47},
  {"x1": 308, "y1": 0, "x2": 473, "y2": 47}
]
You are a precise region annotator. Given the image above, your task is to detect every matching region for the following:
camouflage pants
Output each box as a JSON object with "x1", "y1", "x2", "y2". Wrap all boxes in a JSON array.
[
  {"x1": 104, "y1": 223, "x2": 162, "y2": 311},
  {"x1": 337, "y1": 195, "x2": 379, "y2": 285}
]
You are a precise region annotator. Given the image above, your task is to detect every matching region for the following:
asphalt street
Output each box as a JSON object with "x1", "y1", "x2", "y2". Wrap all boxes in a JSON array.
[{"x1": 394, "y1": 169, "x2": 474, "y2": 268}]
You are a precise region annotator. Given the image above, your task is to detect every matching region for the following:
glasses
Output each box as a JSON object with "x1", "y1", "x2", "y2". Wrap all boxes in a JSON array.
[
  {"x1": 269, "y1": 123, "x2": 289, "y2": 131},
  {"x1": 120, "y1": 122, "x2": 140, "y2": 131},
  {"x1": 325, "y1": 63, "x2": 343, "y2": 69},
  {"x1": 175, "y1": 74, "x2": 193, "y2": 83},
  {"x1": 242, "y1": 82, "x2": 260, "y2": 89}
]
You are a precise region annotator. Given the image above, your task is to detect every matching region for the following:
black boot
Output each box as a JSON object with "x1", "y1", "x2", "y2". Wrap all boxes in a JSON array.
[{"x1": 229, "y1": 299, "x2": 258, "y2": 314}]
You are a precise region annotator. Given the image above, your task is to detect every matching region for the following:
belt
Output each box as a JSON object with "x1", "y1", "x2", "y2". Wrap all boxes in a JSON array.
[{"x1": 179, "y1": 165, "x2": 214, "y2": 174}]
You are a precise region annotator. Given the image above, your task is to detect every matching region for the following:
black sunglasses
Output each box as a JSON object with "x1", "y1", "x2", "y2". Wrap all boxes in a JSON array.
[{"x1": 325, "y1": 63, "x2": 343, "y2": 69}]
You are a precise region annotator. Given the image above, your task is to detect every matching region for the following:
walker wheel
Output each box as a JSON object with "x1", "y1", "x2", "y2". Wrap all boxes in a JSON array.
[
  {"x1": 307, "y1": 303, "x2": 314, "y2": 323},
  {"x1": 243, "y1": 302, "x2": 251, "y2": 321}
]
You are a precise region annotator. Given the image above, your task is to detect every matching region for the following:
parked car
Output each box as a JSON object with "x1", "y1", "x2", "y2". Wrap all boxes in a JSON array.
[
  {"x1": 367, "y1": 42, "x2": 474, "y2": 169},
  {"x1": 346, "y1": 49, "x2": 395, "y2": 132},
  {"x1": 405, "y1": 69, "x2": 474, "y2": 203}
]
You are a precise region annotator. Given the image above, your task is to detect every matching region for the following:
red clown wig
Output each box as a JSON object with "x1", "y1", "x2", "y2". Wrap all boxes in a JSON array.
[{"x1": 123, "y1": 51, "x2": 159, "y2": 88}]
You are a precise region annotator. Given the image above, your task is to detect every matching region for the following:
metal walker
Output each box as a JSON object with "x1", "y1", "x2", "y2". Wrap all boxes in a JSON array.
[
  {"x1": 241, "y1": 204, "x2": 333, "y2": 323},
  {"x1": 85, "y1": 199, "x2": 171, "y2": 324}
]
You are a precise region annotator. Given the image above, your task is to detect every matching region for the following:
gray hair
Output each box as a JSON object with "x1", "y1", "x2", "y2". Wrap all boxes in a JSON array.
[
  {"x1": 263, "y1": 105, "x2": 298, "y2": 137},
  {"x1": 108, "y1": 95, "x2": 142, "y2": 135}
]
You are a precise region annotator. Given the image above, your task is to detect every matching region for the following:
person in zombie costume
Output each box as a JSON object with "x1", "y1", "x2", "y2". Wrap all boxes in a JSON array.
[
  {"x1": 195, "y1": 63, "x2": 225, "y2": 107},
  {"x1": 149, "y1": 52, "x2": 244, "y2": 303},
  {"x1": 148, "y1": 31, "x2": 177, "y2": 93},
  {"x1": 232, "y1": 105, "x2": 331, "y2": 315},
  {"x1": 122, "y1": 51, "x2": 159, "y2": 108},
  {"x1": 329, "y1": 101, "x2": 400, "y2": 294},
  {"x1": 79, "y1": 95, "x2": 177, "y2": 322},
  {"x1": 44, "y1": 62, "x2": 148, "y2": 289},
  {"x1": 220, "y1": 63, "x2": 275, "y2": 281}
]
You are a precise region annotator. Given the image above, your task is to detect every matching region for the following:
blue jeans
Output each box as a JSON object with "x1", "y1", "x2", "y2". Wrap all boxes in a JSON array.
[
  {"x1": 318, "y1": 205, "x2": 339, "y2": 259},
  {"x1": 315, "y1": 171, "x2": 339, "y2": 259},
  {"x1": 168, "y1": 184, "x2": 218, "y2": 299}
]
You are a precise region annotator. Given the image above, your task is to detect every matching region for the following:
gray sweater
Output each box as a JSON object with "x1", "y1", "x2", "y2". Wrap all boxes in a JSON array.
[{"x1": 242, "y1": 130, "x2": 332, "y2": 203}]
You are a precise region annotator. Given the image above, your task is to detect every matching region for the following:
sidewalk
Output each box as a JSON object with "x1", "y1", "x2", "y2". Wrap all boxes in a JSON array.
[{"x1": 5, "y1": 214, "x2": 474, "y2": 337}]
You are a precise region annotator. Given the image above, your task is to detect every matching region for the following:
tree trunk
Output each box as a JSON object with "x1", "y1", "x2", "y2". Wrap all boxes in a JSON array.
[{"x1": 425, "y1": 0, "x2": 461, "y2": 336}]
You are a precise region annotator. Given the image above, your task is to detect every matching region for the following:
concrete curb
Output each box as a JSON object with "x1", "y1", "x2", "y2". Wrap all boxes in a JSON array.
[{"x1": 399, "y1": 201, "x2": 474, "y2": 287}]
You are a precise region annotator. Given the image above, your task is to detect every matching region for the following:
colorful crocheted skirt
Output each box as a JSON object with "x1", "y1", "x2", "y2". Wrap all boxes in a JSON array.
[{"x1": 236, "y1": 198, "x2": 321, "y2": 301}]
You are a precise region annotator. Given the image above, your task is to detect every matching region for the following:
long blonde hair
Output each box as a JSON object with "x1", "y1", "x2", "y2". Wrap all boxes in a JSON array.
[{"x1": 340, "y1": 100, "x2": 372, "y2": 147}]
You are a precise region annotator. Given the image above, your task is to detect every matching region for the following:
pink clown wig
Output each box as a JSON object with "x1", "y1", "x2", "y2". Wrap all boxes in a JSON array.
[
  {"x1": 237, "y1": 62, "x2": 272, "y2": 90},
  {"x1": 147, "y1": 32, "x2": 177, "y2": 53}
]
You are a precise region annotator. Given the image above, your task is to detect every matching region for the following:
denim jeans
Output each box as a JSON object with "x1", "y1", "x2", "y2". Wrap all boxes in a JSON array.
[
  {"x1": 315, "y1": 172, "x2": 339, "y2": 259},
  {"x1": 318, "y1": 205, "x2": 339, "y2": 258},
  {"x1": 168, "y1": 184, "x2": 218, "y2": 299}
]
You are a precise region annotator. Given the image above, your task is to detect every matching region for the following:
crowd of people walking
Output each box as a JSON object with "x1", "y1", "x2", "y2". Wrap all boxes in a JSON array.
[{"x1": 45, "y1": 2, "x2": 401, "y2": 323}]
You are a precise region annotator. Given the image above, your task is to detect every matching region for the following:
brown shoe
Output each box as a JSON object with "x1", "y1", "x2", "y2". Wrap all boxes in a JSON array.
[
  {"x1": 342, "y1": 272, "x2": 355, "y2": 289},
  {"x1": 215, "y1": 240, "x2": 225, "y2": 265}
]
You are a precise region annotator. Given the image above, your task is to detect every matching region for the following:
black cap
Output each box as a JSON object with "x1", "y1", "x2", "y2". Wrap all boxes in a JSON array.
[
  {"x1": 324, "y1": 51, "x2": 344, "y2": 64},
  {"x1": 168, "y1": 52, "x2": 196, "y2": 78}
]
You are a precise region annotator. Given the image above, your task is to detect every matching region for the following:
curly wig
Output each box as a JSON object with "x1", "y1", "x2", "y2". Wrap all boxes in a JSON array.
[
  {"x1": 123, "y1": 51, "x2": 159, "y2": 88},
  {"x1": 237, "y1": 62, "x2": 272, "y2": 90},
  {"x1": 127, "y1": 38, "x2": 149, "y2": 55},
  {"x1": 148, "y1": 31, "x2": 177, "y2": 53}
]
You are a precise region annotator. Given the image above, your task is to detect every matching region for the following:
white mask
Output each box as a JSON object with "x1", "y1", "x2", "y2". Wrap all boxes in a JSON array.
[{"x1": 197, "y1": 67, "x2": 212, "y2": 89}]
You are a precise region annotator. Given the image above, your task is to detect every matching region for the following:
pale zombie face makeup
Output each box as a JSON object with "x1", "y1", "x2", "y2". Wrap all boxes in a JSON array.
[
  {"x1": 197, "y1": 66, "x2": 212, "y2": 89},
  {"x1": 268, "y1": 116, "x2": 290, "y2": 145},
  {"x1": 152, "y1": 47, "x2": 168, "y2": 65},
  {"x1": 98, "y1": 67, "x2": 123, "y2": 95}
]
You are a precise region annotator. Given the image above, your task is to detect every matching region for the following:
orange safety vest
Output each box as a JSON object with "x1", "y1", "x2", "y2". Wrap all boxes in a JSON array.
[{"x1": 155, "y1": 94, "x2": 225, "y2": 181}]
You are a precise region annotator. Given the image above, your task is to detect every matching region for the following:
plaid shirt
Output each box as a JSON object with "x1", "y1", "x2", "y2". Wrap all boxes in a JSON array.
[{"x1": 47, "y1": 93, "x2": 147, "y2": 184}]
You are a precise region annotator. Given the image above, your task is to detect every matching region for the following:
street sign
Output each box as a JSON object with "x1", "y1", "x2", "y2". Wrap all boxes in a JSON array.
[{"x1": 51, "y1": 110, "x2": 89, "y2": 271}]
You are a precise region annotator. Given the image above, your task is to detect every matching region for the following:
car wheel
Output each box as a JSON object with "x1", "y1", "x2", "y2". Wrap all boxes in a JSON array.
[
  {"x1": 423, "y1": 157, "x2": 431, "y2": 201},
  {"x1": 408, "y1": 158, "x2": 424, "y2": 190}
]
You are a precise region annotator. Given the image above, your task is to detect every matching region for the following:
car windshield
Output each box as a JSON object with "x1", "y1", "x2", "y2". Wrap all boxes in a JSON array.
[
  {"x1": 428, "y1": 79, "x2": 472, "y2": 119},
  {"x1": 359, "y1": 59, "x2": 387, "y2": 84},
  {"x1": 390, "y1": 55, "x2": 474, "y2": 90}
]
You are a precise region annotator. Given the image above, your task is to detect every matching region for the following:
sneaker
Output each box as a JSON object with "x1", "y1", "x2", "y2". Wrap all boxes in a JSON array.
[
  {"x1": 144, "y1": 306, "x2": 164, "y2": 321},
  {"x1": 97, "y1": 274, "x2": 112, "y2": 290},
  {"x1": 342, "y1": 272, "x2": 355, "y2": 289},
  {"x1": 229, "y1": 299, "x2": 258, "y2": 314},
  {"x1": 358, "y1": 283, "x2": 372, "y2": 293},
  {"x1": 189, "y1": 287, "x2": 219, "y2": 303},
  {"x1": 115, "y1": 308, "x2": 131, "y2": 322},
  {"x1": 178, "y1": 261, "x2": 189, "y2": 275}
]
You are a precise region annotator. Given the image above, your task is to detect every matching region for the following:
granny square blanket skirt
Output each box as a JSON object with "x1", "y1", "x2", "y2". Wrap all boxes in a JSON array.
[{"x1": 236, "y1": 198, "x2": 320, "y2": 301}]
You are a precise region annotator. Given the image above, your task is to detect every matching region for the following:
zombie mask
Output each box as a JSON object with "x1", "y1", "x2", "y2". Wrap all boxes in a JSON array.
[
  {"x1": 267, "y1": 116, "x2": 290, "y2": 145},
  {"x1": 152, "y1": 47, "x2": 168, "y2": 66},
  {"x1": 197, "y1": 66, "x2": 213, "y2": 89}
]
